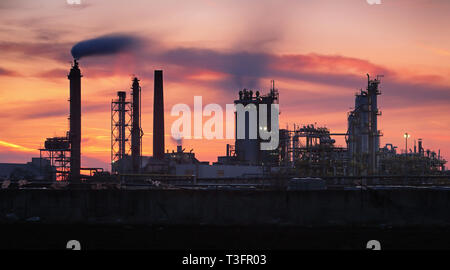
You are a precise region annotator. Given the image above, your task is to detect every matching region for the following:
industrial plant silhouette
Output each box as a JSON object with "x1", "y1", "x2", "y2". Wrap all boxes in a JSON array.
[{"x1": 11, "y1": 58, "x2": 442, "y2": 185}]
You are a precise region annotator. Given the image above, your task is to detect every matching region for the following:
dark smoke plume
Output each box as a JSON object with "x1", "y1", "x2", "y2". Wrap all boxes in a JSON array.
[
  {"x1": 161, "y1": 48, "x2": 274, "y2": 89},
  {"x1": 71, "y1": 34, "x2": 141, "y2": 60}
]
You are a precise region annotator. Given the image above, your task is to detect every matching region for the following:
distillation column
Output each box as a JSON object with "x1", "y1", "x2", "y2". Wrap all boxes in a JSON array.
[{"x1": 367, "y1": 74, "x2": 381, "y2": 175}]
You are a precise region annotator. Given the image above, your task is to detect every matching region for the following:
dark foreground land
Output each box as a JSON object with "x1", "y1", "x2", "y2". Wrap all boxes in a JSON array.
[
  {"x1": 2, "y1": 188, "x2": 450, "y2": 249},
  {"x1": 1, "y1": 224, "x2": 450, "y2": 250},
  {"x1": 2, "y1": 188, "x2": 450, "y2": 226}
]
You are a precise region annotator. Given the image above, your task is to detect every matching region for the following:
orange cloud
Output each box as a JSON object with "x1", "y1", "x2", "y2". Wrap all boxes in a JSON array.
[{"x1": 0, "y1": 140, "x2": 35, "y2": 152}]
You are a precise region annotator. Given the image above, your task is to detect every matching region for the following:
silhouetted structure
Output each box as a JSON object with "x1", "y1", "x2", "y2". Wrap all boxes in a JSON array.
[
  {"x1": 131, "y1": 77, "x2": 142, "y2": 172},
  {"x1": 40, "y1": 135, "x2": 70, "y2": 181},
  {"x1": 347, "y1": 74, "x2": 382, "y2": 175},
  {"x1": 0, "y1": 158, "x2": 53, "y2": 180},
  {"x1": 68, "y1": 60, "x2": 82, "y2": 183},
  {"x1": 232, "y1": 82, "x2": 279, "y2": 165},
  {"x1": 37, "y1": 63, "x2": 447, "y2": 182},
  {"x1": 111, "y1": 91, "x2": 131, "y2": 174},
  {"x1": 153, "y1": 70, "x2": 165, "y2": 160}
]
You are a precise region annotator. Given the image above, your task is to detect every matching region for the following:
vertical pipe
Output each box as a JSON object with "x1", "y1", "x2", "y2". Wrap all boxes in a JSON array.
[
  {"x1": 118, "y1": 91, "x2": 126, "y2": 160},
  {"x1": 68, "y1": 60, "x2": 81, "y2": 183},
  {"x1": 418, "y1": 139, "x2": 423, "y2": 155},
  {"x1": 368, "y1": 87, "x2": 374, "y2": 175},
  {"x1": 110, "y1": 100, "x2": 113, "y2": 173},
  {"x1": 366, "y1": 75, "x2": 380, "y2": 175},
  {"x1": 131, "y1": 77, "x2": 141, "y2": 172},
  {"x1": 153, "y1": 70, "x2": 165, "y2": 160}
]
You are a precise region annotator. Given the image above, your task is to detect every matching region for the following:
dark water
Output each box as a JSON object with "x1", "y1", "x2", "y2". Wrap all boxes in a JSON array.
[{"x1": 1, "y1": 224, "x2": 450, "y2": 250}]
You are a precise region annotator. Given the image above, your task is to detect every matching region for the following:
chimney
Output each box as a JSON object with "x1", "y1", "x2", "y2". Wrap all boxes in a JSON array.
[
  {"x1": 68, "y1": 60, "x2": 82, "y2": 183},
  {"x1": 131, "y1": 77, "x2": 141, "y2": 172},
  {"x1": 153, "y1": 70, "x2": 165, "y2": 159}
]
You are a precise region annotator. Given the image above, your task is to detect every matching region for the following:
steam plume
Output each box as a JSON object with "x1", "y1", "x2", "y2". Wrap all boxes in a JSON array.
[{"x1": 71, "y1": 34, "x2": 140, "y2": 60}]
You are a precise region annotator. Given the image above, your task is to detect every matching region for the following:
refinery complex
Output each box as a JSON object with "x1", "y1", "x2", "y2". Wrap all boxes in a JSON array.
[
  {"x1": 3, "y1": 1, "x2": 450, "y2": 252},
  {"x1": 1, "y1": 58, "x2": 450, "y2": 250},
  {"x1": 1, "y1": 59, "x2": 446, "y2": 186}
]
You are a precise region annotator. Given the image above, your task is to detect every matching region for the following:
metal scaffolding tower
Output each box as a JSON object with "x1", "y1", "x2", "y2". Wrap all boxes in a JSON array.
[
  {"x1": 111, "y1": 91, "x2": 132, "y2": 174},
  {"x1": 39, "y1": 134, "x2": 71, "y2": 181}
]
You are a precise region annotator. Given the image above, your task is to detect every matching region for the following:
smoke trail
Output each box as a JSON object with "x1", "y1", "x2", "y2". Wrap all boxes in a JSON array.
[
  {"x1": 171, "y1": 132, "x2": 183, "y2": 146},
  {"x1": 161, "y1": 48, "x2": 274, "y2": 89},
  {"x1": 71, "y1": 34, "x2": 141, "y2": 60}
]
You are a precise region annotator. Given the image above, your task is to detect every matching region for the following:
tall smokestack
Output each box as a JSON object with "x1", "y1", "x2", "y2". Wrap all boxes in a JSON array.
[
  {"x1": 131, "y1": 77, "x2": 141, "y2": 172},
  {"x1": 153, "y1": 70, "x2": 164, "y2": 159},
  {"x1": 68, "y1": 60, "x2": 81, "y2": 182}
]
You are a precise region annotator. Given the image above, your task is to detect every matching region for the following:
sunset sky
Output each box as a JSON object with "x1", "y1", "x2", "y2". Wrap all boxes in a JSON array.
[{"x1": 0, "y1": 0, "x2": 449, "y2": 170}]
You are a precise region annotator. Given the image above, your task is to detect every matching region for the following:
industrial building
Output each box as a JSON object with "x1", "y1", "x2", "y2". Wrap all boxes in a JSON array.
[
  {"x1": 0, "y1": 158, "x2": 53, "y2": 181},
  {"x1": 2, "y1": 59, "x2": 445, "y2": 183},
  {"x1": 107, "y1": 67, "x2": 446, "y2": 180},
  {"x1": 347, "y1": 75, "x2": 382, "y2": 176},
  {"x1": 231, "y1": 82, "x2": 279, "y2": 166},
  {"x1": 110, "y1": 69, "x2": 269, "y2": 179},
  {"x1": 37, "y1": 60, "x2": 104, "y2": 182}
]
